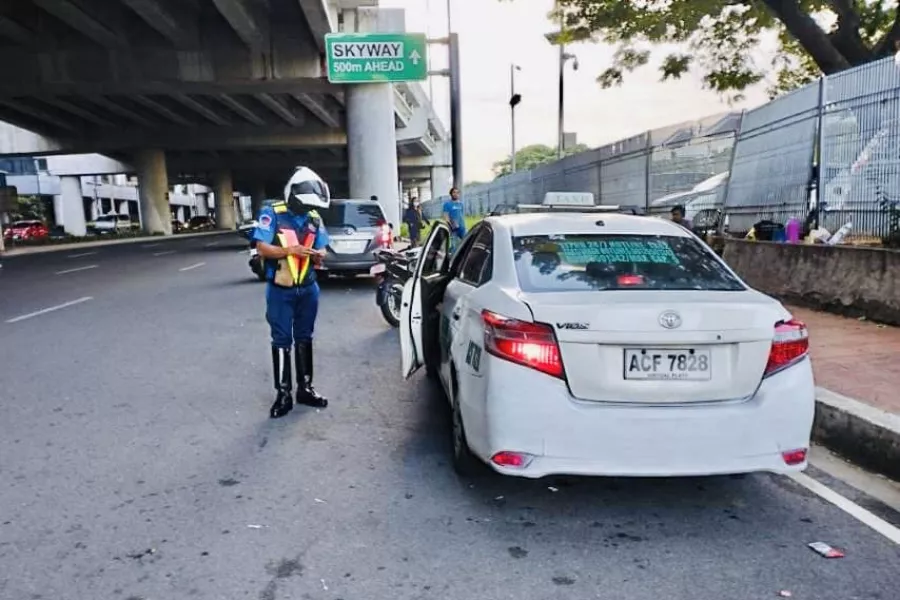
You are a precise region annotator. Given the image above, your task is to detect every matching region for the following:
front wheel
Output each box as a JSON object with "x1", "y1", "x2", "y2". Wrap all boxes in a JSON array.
[{"x1": 379, "y1": 282, "x2": 403, "y2": 327}]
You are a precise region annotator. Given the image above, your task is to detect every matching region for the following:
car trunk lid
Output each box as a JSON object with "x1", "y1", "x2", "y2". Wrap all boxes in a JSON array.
[{"x1": 520, "y1": 289, "x2": 784, "y2": 404}]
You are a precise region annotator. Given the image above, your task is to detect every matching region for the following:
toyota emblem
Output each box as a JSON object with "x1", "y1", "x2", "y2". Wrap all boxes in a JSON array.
[{"x1": 658, "y1": 310, "x2": 682, "y2": 329}]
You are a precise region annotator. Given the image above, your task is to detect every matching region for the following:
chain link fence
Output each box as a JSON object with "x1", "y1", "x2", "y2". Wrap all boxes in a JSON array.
[{"x1": 423, "y1": 55, "x2": 900, "y2": 243}]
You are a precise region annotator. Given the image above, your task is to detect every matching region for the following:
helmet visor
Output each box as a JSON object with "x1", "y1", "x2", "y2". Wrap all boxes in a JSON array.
[{"x1": 290, "y1": 180, "x2": 328, "y2": 202}]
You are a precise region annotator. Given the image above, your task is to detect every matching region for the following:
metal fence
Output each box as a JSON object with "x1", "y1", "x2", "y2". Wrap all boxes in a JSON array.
[{"x1": 424, "y1": 55, "x2": 900, "y2": 241}]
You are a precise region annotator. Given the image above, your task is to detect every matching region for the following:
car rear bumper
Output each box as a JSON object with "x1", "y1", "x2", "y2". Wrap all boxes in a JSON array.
[
  {"x1": 469, "y1": 356, "x2": 815, "y2": 478},
  {"x1": 322, "y1": 251, "x2": 378, "y2": 272}
]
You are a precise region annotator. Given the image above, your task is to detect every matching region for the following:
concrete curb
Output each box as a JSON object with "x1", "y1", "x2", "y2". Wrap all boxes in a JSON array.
[
  {"x1": 814, "y1": 387, "x2": 900, "y2": 481},
  {"x1": 0, "y1": 230, "x2": 235, "y2": 258}
]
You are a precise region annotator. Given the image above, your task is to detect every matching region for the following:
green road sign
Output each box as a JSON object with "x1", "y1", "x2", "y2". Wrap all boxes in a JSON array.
[{"x1": 325, "y1": 33, "x2": 428, "y2": 84}]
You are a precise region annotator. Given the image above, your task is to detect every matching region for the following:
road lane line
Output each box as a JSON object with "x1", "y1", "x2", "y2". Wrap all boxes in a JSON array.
[
  {"x1": 142, "y1": 243, "x2": 161, "y2": 248},
  {"x1": 55, "y1": 264, "x2": 99, "y2": 275},
  {"x1": 67, "y1": 251, "x2": 98, "y2": 258},
  {"x1": 153, "y1": 250, "x2": 176, "y2": 257},
  {"x1": 788, "y1": 472, "x2": 900, "y2": 545},
  {"x1": 204, "y1": 241, "x2": 220, "y2": 247},
  {"x1": 179, "y1": 262, "x2": 206, "y2": 272},
  {"x1": 5, "y1": 296, "x2": 94, "y2": 324}
]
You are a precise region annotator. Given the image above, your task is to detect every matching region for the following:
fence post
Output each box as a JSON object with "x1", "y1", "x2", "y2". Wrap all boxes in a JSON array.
[
  {"x1": 643, "y1": 130, "x2": 653, "y2": 211},
  {"x1": 720, "y1": 111, "x2": 745, "y2": 236},
  {"x1": 814, "y1": 75, "x2": 826, "y2": 230}
]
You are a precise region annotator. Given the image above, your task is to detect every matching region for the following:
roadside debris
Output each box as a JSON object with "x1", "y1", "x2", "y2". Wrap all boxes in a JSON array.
[
  {"x1": 778, "y1": 590, "x2": 792, "y2": 597},
  {"x1": 314, "y1": 498, "x2": 327, "y2": 504},
  {"x1": 808, "y1": 541, "x2": 845, "y2": 558},
  {"x1": 247, "y1": 524, "x2": 266, "y2": 529},
  {"x1": 548, "y1": 486, "x2": 559, "y2": 493}
]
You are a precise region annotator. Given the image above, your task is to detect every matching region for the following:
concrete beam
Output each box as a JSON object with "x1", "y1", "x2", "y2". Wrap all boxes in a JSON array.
[
  {"x1": 41, "y1": 97, "x2": 116, "y2": 128},
  {"x1": 0, "y1": 78, "x2": 337, "y2": 98},
  {"x1": 69, "y1": 128, "x2": 347, "y2": 153},
  {"x1": 255, "y1": 93, "x2": 303, "y2": 126},
  {"x1": 86, "y1": 96, "x2": 156, "y2": 128},
  {"x1": 215, "y1": 94, "x2": 265, "y2": 125},
  {"x1": 0, "y1": 98, "x2": 79, "y2": 134},
  {"x1": 0, "y1": 16, "x2": 36, "y2": 45},
  {"x1": 173, "y1": 94, "x2": 230, "y2": 125},
  {"x1": 292, "y1": 93, "x2": 341, "y2": 128},
  {"x1": 296, "y1": 0, "x2": 335, "y2": 52},
  {"x1": 212, "y1": 0, "x2": 269, "y2": 52},
  {"x1": 120, "y1": 0, "x2": 198, "y2": 48},
  {"x1": 132, "y1": 96, "x2": 195, "y2": 127},
  {"x1": 32, "y1": 0, "x2": 127, "y2": 48}
]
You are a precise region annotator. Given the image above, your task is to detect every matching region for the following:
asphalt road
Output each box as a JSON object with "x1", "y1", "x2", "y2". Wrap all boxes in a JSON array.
[{"x1": 1, "y1": 235, "x2": 899, "y2": 600}]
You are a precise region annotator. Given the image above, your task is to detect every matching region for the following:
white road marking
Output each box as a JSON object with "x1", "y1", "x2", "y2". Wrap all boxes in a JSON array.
[
  {"x1": 5, "y1": 296, "x2": 94, "y2": 324},
  {"x1": 67, "y1": 251, "x2": 98, "y2": 258},
  {"x1": 55, "y1": 264, "x2": 99, "y2": 275},
  {"x1": 142, "y1": 243, "x2": 161, "y2": 248},
  {"x1": 788, "y1": 472, "x2": 900, "y2": 545},
  {"x1": 179, "y1": 262, "x2": 206, "y2": 272},
  {"x1": 204, "y1": 241, "x2": 220, "y2": 247},
  {"x1": 153, "y1": 250, "x2": 176, "y2": 257}
]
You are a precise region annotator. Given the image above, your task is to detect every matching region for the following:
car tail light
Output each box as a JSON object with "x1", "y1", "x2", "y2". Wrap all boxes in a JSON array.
[
  {"x1": 764, "y1": 319, "x2": 809, "y2": 377},
  {"x1": 782, "y1": 448, "x2": 807, "y2": 466},
  {"x1": 482, "y1": 310, "x2": 564, "y2": 379},
  {"x1": 617, "y1": 274, "x2": 644, "y2": 286},
  {"x1": 491, "y1": 451, "x2": 533, "y2": 468}
]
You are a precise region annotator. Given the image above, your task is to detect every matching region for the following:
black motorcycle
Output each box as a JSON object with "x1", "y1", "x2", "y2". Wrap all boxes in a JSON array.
[{"x1": 371, "y1": 246, "x2": 420, "y2": 327}]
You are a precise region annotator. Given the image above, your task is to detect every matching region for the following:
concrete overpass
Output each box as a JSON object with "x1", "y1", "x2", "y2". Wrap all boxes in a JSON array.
[{"x1": 0, "y1": 0, "x2": 451, "y2": 233}]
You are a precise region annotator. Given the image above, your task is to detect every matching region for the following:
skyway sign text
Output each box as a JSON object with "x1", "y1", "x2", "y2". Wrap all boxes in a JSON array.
[{"x1": 325, "y1": 33, "x2": 428, "y2": 84}]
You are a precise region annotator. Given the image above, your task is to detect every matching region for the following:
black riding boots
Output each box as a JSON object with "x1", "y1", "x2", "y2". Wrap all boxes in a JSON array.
[{"x1": 294, "y1": 341, "x2": 328, "y2": 408}]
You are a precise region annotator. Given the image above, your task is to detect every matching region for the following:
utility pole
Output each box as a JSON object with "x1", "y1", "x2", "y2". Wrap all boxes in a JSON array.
[
  {"x1": 428, "y1": 1, "x2": 463, "y2": 191},
  {"x1": 510, "y1": 64, "x2": 522, "y2": 173}
]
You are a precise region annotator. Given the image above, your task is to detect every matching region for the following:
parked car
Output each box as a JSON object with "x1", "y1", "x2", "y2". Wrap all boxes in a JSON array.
[
  {"x1": 398, "y1": 193, "x2": 815, "y2": 479},
  {"x1": 187, "y1": 215, "x2": 216, "y2": 231},
  {"x1": 318, "y1": 198, "x2": 394, "y2": 276},
  {"x1": 3, "y1": 220, "x2": 49, "y2": 242},
  {"x1": 92, "y1": 213, "x2": 136, "y2": 234}
]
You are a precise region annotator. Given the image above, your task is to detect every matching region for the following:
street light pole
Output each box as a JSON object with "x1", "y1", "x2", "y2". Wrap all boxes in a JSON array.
[{"x1": 510, "y1": 64, "x2": 521, "y2": 173}]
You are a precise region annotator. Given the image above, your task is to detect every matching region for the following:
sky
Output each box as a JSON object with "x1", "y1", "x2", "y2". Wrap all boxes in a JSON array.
[{"x1": 379, "y1": 0, "x2": 773, "y2": 183}]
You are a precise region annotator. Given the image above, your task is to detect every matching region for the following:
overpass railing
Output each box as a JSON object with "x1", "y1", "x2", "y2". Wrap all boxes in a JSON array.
[{"x1": 425, "y1": 54, "x2": 900, "y2": 242}]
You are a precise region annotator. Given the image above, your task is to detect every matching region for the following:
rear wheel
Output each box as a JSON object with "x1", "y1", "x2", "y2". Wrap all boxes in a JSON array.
[
  {"x1": 379, "y1": 282, "x2": 403, "y2": 327},
  {"x1": 450, "y1": 374, "x2": 479, "y2": 477}
]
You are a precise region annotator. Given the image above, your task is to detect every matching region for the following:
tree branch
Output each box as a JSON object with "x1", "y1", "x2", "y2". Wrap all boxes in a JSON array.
[
  {"x1": 875, "y1": 9, "x2": 900, "y2": 57},
  {"x1": 826, "y1": 0, "x2": 873, "y2": 65},
  {"x1": 761, "y1": 0, "x2": 851, "y2": 73}
]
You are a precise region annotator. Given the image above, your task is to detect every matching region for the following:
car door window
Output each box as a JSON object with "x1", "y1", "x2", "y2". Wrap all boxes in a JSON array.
[
  {"x1": 448, "y1": 227, "x2": 481, "y2": 278},
  {"x1": 420, "y1": 227, "x2": 451, "y2": 276},
  {"x1": 459, "y1": 227, "x2": 493, "y2": 286}
]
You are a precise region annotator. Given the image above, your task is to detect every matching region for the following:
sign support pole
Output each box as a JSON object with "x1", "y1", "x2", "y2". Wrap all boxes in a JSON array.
[{"x1": 428, "y1": 34, "x2": 463, "y2": 191}]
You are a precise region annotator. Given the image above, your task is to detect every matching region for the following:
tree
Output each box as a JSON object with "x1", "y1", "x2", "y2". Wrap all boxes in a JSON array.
[
  {"x1": 493, "y1": 143, "x2": 590, "y2": 178},
  {"x1": 524, "y1": 1, "x2": 900, "y2": 99}
]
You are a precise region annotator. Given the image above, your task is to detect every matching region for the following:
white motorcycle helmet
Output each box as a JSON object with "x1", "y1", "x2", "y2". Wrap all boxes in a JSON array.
[{"x1": 284, "y1": 166, "x2": 330, "y2": 213}]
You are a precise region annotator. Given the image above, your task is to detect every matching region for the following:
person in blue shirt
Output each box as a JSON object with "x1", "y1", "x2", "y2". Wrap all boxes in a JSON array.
[
  {"x1": 253, "y1": 167, "x2": 331, "y2": 419},
  {"x1": 442, "y1": 186, "x2": 466, "y2": 250}
]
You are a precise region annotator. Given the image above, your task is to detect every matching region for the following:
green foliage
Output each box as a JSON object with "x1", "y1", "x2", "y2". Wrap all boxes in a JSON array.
[
  {"x1": 10, "y1": 195, "x2": 47, "y2": 221},
  {"x1": 492, "y1": 143, "x2": 590, "y2": 178},
  {"x1": 504, "y1": 0, "x2": 900, "y2": 97}
]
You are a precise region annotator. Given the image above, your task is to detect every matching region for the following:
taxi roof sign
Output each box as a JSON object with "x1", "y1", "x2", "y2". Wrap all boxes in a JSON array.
[{"x1": 542, "y1": 192, "x2": 595, "y2": 206}]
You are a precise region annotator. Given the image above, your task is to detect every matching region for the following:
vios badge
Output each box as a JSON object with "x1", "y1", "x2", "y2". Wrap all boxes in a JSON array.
[{"x1": 658, "y1": 310, "x2": 682, "y2": 329}]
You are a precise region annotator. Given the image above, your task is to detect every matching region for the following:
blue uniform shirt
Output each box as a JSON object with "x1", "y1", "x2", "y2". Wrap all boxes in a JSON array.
[
  {"x1": 443, "y1": 199, "x2": 465, "y2": 232},
  {"x1": 253, "y1": 204, "x2": 329, "y2": 284}
]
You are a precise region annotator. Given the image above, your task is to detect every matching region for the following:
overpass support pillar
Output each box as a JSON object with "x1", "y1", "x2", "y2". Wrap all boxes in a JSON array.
[
  {"x1": 136, "y1": 149, "x2": 171, "y2": 235},
  {"x1": 57, "y1": 176, "x2": 87, "y2": 237},
  {"x1": 347, "y1": 83, "x2": 400, "y2": 228},
  {"x1": 251, "y1": 182, "x2": 266, "y2": 217},
  {"x1": 431, "y1": 167, "x2": 453, "y2": 205},
  {"x1": 214, "y1": 170, "x2": 236, "y2": 230}
]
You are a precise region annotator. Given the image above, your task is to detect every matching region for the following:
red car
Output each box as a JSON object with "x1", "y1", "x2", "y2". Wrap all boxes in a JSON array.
[{"x1": 4, "y1": 220, "x2": 50, "y2": 242}]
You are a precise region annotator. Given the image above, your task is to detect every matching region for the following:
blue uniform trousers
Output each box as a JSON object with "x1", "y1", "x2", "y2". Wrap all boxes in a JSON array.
[{"x1": 266, "y1": 281, "x2": 320, "y2": 348}]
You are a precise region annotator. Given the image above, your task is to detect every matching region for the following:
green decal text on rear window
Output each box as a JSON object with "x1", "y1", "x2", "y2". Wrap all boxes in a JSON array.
[{"x1": 556, "y1": 239, "x2": 679, "y2": 266}]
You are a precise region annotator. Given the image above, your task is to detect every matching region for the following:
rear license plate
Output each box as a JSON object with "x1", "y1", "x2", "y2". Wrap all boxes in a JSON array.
[
  {"x1": 333, "y1": 240, "x2": 367, "y2": 254},
  {"x1": 623, "y1": 348, "x2": 712, "y2": 381},
  {"x1": 369, "y1": 263, "x2": 386, "y2": 275}
]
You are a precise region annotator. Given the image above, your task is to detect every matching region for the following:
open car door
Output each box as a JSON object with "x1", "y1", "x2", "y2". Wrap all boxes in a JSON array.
[{"x1": 400, "y1": 223, "x2": 451, "y2": 378}]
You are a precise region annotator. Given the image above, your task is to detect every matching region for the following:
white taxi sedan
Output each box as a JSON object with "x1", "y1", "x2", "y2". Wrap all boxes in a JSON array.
[{"x1": 399, "y1": 209, "x2": 815, "y2": 479}]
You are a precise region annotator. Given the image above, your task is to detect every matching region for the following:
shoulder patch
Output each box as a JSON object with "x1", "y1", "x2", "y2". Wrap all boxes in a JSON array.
[
  {"x1": 273, "y1": 202, "x2": 287, "y2": 214},
  {"x1": 258, "y1": 214, "x2": 272, "y2": 230}
]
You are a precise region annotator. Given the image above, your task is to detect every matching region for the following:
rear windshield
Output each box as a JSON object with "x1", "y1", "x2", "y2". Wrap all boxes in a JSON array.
[
  {"x1": 321, "y1": 202, "x2": 385, "y2": 229},
  {"x1": 512, "y1": 234, "x2": 745, "y2": 292}
]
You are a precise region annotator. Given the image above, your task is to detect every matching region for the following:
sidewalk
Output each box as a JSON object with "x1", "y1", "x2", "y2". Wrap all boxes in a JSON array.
[
  {"x1": 788, "y1": 305, "x2": 900, "y2": 480},
  {"x1": 789, "y1": 306, "x2": 900, "y2": 415},
  {"x1": 0, "y1": 230, "x2": 230, "y2": 258}
]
